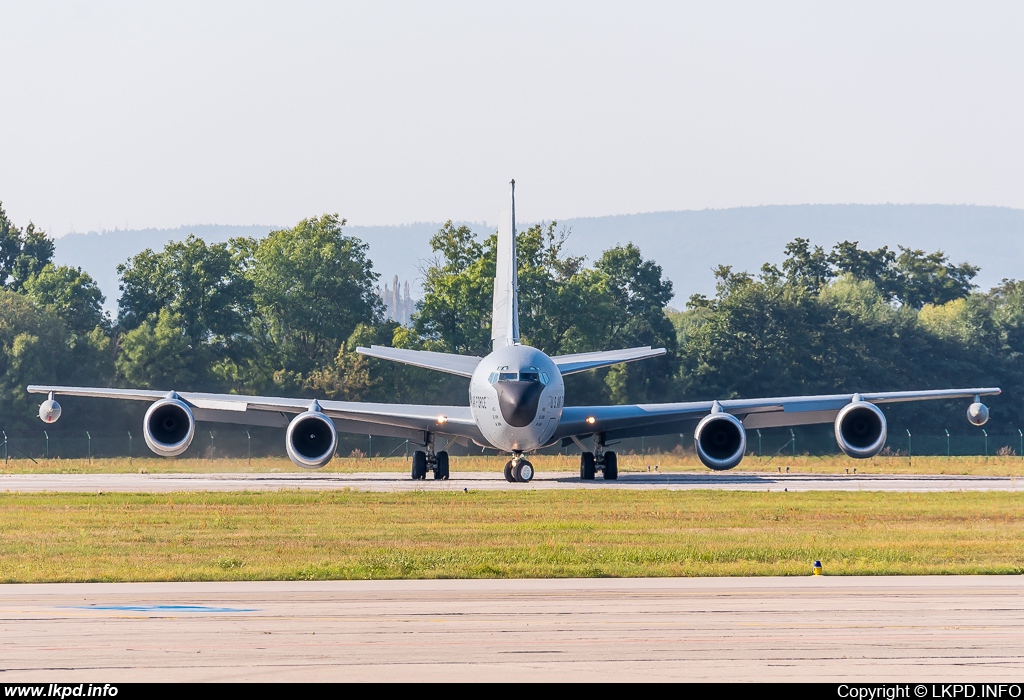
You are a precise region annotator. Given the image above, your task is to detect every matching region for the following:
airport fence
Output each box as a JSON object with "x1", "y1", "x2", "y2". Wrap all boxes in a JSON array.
[{"x1": 0, "y1": 425, "x2": 1020, "y2": 462}]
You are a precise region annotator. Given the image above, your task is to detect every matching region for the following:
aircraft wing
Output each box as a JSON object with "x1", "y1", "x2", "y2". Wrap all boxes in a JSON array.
[
  {"x1": 554, "y1": 387, "x2": 1002, "y2": 442},
  {"x1": 26, "y1": 385, "x2": 484, "y2": 444},
  {"x1": 355, "y1": 346, "x2": 482, "y2": 378},
  {"x1": 551, "y1": 347, "x2": 667, "y2": 375}
]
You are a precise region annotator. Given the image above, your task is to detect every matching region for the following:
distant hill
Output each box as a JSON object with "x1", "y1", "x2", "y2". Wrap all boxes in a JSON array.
[
  {"x1": 54, "y1": 224, "x2": 276, "y2": 312},
  {"x1": 561, "y1": 204, "x2": 1024, "y2": 305},
  {"x1": 52, "y1": 222, "x2": 443, "y2": 313},
  {"x1": 53, "y1": 204, "x2": 1024, "y2": 313}
]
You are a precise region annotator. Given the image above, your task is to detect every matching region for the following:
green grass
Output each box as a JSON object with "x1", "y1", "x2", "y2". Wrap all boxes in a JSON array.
[
  {"x1": 1, "y1": 490, "x2": 1023, "y2": 582},
  {"x1": 3, "y1": 453, "x2": 1024, "y2": 475}
]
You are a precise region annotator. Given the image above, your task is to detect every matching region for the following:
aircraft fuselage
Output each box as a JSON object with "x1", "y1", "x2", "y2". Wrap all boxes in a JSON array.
[{"x1": 469, "y1": 344, "x2": 565, "y2": 452}]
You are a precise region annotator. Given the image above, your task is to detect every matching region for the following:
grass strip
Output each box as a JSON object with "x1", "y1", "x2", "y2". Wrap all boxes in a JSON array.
[{"x1": 1, "y1": 490, "x2": 1023, "y2": 582}]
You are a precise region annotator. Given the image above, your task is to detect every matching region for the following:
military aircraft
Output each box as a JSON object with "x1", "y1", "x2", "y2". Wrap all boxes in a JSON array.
[{"x1": 29, "y1": 181, "x2": 999, "y2": 482}]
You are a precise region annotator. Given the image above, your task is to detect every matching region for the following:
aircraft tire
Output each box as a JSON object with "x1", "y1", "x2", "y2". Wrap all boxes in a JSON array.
[
  {"x1": 513, "y1": 460, "x2": 534, "y2": 483},
  {"x1": 580, "y1": 452, "x2": 596, "y2": 480},
  {"x1": 434, "y1": 451, "x2": 449, "y2": 480},
  {"x1": 411, "y1": 450, "x2": 428, "y2": 480},
  {"x1": 603, "y1": 451, "x2": 618, "y2": 480},
  {"x1": 503, "y1": 461, "x2": 515, "y2": 482}
]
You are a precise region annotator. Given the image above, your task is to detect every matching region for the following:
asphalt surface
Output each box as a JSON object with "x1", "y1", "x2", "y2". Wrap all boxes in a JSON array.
[
  {"x1": 1, "y1": 470, "x2": 1022, "y2": 492},
  {"x1": 2, "y1": 577, "x2": 1023, "y2": 682}
]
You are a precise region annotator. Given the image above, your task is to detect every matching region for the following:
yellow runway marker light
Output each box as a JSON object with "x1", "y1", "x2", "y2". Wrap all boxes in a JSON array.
[{"x1": 813, "y1": 560, "x2": 823, "y2": 576}]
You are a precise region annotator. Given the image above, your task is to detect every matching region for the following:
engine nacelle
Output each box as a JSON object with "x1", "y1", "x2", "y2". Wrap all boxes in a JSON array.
[
  {"x1": 286, "y1": 409, "x2": 338, "y2": 469},
  {"x1": 694, "y1": 411, "x2": 747, "y2": 470},
  {"x1": 967, "y1": 402, "x2": 989, "y2": 426},
  {"x1": 143, "y1": 397, "x2": 195, "y2": 457},
  {"x1": 834, "y1": 400, "x2": 887, "y2": 459}
]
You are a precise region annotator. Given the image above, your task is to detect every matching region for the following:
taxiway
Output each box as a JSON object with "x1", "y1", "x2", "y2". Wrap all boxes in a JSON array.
[
  {"x1": 2, "y1": 576, "x2": 1023, "y2": 682},
  {"x1": 1, "y1": 471, "x2": 1021, "y2": 492}
]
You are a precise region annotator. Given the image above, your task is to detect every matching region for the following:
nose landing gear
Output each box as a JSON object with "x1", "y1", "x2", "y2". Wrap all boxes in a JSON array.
[{"x1": 504, "y1": 452, "x2": 534, "y2": 483}]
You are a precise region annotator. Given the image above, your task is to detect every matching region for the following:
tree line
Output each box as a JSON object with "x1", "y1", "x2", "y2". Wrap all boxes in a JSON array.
[{"x1": 2, "y1": 201, "x2": 1021, "y2": 437}]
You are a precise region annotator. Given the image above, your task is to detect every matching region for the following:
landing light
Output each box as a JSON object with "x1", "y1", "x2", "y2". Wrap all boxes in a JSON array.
[
  {"x1": 437, "y1": 415, "x2": 448, "y2": 425},
  {"x1": 586, "y1": 416, "x2": 596, "y2": 425}
]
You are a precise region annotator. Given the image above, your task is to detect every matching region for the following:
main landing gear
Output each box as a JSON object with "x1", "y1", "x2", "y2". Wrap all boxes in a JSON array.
[
  {"x1": 580, "y1": 441, "x2": 618, "y2": 481},
  {"x1": 503, "y1": 452, "x2": 535, "y2": 483},
  {"x1": 411, "y1": 448, "x2": 449, "y2": 480}
]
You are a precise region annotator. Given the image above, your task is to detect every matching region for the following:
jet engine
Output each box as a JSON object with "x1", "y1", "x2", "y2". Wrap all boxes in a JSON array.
[
  {"x1": 834, "y1": 400, "x2": 887, "y2": 459},
  {"x1": 143, "y1": 396, "x2": 195, "y2": 457},
  {"x1": 286, "y1": 407, "x2": 338, "y2": 469},
  {"x1": 694, "y1": 411, "x2": 747, "y2": 470}
]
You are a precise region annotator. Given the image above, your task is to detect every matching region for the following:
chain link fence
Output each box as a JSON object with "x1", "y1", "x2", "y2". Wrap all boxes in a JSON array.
[{"x1": 742, "y1": 427, "x2": 1020, "y2": 458}]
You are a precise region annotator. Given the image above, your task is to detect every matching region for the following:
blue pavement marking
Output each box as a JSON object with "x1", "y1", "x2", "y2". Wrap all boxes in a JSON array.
[{"x1": 72, "y1": 604, "x2": 257, "y2": 613}]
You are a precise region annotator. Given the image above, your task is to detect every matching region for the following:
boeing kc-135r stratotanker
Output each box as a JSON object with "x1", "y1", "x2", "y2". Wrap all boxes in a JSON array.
[{"x1": 29, "y1": 182, "x2": 1000, "y2": 482}]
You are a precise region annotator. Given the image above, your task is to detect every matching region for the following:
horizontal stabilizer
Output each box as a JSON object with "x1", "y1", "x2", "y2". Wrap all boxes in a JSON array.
[
  {"x1": 355, "y1": 346, "x2": 482, "y2": 378},
  {"x1": 551, "y1": 346, "x2": 667, "y2": 375}
]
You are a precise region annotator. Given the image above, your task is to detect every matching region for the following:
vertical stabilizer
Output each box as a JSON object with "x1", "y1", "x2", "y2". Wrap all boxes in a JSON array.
[{"x1": 491, "y1": 179, "x2": 520, "y2": 348}]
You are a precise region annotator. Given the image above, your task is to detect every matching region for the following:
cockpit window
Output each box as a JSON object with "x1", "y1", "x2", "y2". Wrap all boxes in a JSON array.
[{"x1": 490, "y1": 367, "x2": 549, "y2": 384}]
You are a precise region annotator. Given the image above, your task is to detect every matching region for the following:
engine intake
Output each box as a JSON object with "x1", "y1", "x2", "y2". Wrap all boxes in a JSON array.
[
  {"x1": 286, "y1": 409, "x2": 338, "y2": 469},
  {"x1": 694, "y1": 411, "x2": 747, "y2": 470},
  {"x1": 144, "y1": 397, "x2": 195, "y2": 457},
  {"x1": 834, "y1": 400, "x2": 887, "y2": 459}
]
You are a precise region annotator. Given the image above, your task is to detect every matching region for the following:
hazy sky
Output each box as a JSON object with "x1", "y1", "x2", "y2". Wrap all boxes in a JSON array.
[{"x1": 2, "y1": 1, "x2": 1022, "y2": 236}]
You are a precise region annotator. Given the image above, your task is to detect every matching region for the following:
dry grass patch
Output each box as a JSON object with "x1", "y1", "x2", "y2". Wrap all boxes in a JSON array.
[{"x1": 2, "y1": 453, "x2": 1024, "y2": 476}]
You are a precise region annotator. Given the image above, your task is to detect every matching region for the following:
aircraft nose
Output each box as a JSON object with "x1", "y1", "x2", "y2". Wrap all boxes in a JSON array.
[{"x1": 495, "y1": 380, "x2": 544, "y2": 427}]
